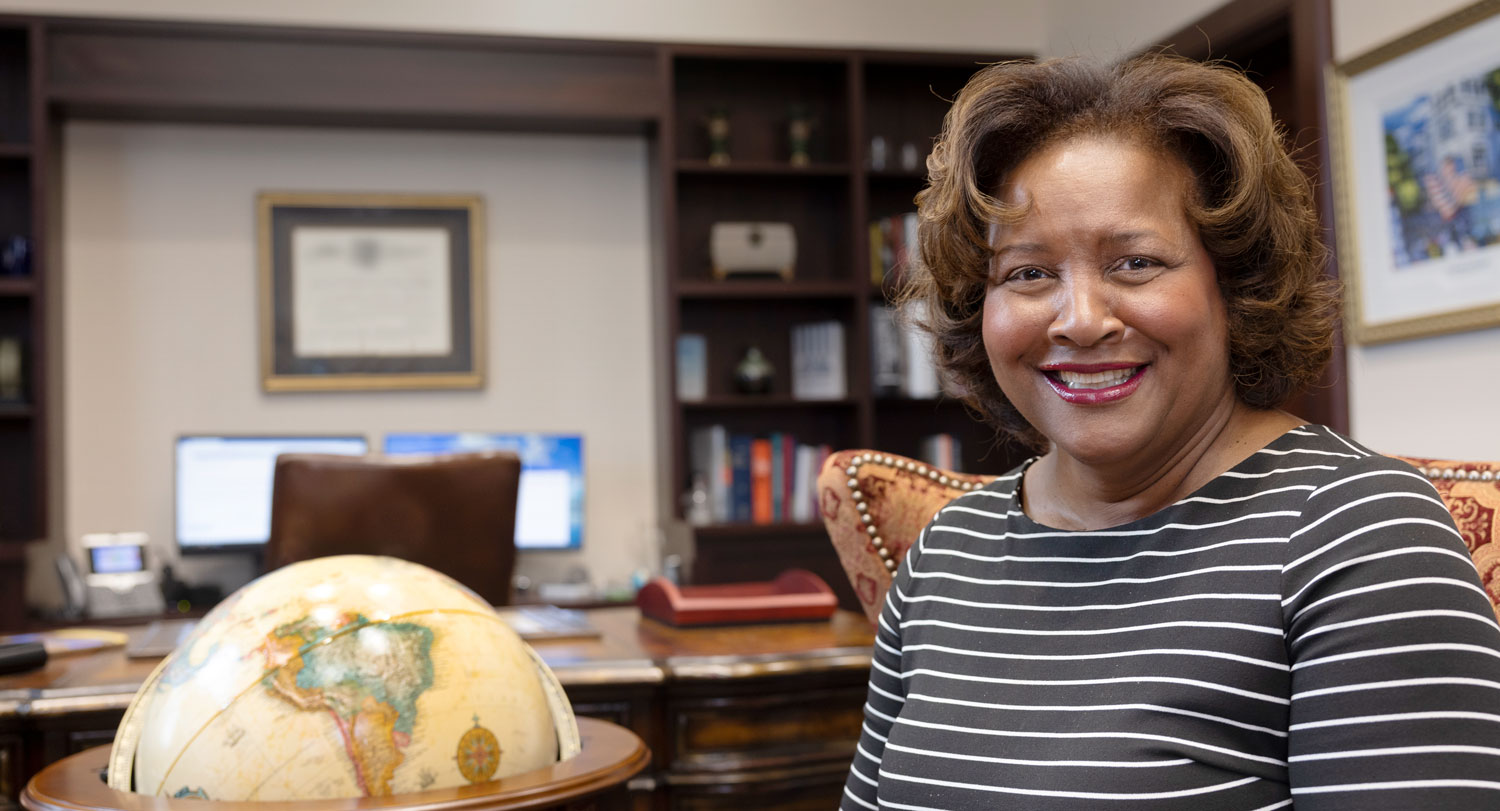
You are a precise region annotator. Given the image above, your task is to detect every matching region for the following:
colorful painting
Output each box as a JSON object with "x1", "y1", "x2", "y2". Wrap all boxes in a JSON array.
[
  {"x1": 1333, "y1": 0, "x2": 1500, "y2": 343},
  {"x1": 1380, "y1": 66, "x2": 1500, "y2": 268}
]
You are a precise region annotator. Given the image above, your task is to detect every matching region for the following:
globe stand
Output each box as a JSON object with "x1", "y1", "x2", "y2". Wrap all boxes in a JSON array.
[{"x1": 21, "y1": 717, "x2": 649, "y2": 811}]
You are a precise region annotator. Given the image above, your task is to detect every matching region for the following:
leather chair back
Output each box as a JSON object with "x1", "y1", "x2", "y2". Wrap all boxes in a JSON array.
[{"x1": 267, "y1": 451, "x2": 522, "y2": 606}]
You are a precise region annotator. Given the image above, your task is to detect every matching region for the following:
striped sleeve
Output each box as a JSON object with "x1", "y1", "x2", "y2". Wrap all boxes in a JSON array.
[
  {"x1": 841, "y1": 527, "x2": 919, "y2": 810},
  {"x1": 1283, "y1": 453, "x2": 1500, "y2": 807}
]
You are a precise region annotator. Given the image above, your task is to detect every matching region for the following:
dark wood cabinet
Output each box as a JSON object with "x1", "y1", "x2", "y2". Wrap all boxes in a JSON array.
[
  {"x1": 661, "y1": 48, "x2": 1028, "y2": 606},
  {"x1": 0, "y1": 19, "x2": 45, "y2": 631}
]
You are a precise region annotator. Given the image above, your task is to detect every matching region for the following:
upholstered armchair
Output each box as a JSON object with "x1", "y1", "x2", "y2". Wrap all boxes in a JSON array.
[
  {"x1": 818, "y1": 450, "x2": 997, "y2": 622},
  {"x1": 819, "y1": 449, "x2": 1500, "y2": 624}
]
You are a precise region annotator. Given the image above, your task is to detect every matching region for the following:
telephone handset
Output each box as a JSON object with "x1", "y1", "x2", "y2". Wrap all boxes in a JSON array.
[{"x1": 55, "y1": 553, "x2": 87, "y2": 620}]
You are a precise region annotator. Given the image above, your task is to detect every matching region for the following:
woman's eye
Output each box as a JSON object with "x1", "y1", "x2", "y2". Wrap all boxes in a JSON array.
[
  {"x1": 1120, "y1": 256, "x2": 1157, "y2": 272},
  {"x1": 1005, "y1": 267, "x2": 1049, "y2": 283}
]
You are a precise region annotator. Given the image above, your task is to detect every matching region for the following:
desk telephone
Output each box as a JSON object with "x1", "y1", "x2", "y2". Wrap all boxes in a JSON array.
[{"x1": 56, "y1": 532, "x2": 166, "y2": 619}]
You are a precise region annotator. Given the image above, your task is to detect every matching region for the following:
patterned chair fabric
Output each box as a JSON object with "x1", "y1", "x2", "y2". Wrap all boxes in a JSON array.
[
  {"x1": 820, "y1": 449, "x2": 1500, "y2": 625},
  {"x1": 1393, "y1": 456, "x2": 1500, "y2": 621},
  {"x1": 818, "y1": 450, "x2": 998, "y2": 623}
]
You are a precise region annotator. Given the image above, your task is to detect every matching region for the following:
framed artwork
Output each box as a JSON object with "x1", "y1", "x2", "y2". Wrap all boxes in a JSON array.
[
  {"x1": 1329, "y1": 0, "x2": 1500, "y2": 344},
  {"x1": 257, "y1": 192, "x2": 485, "y2": 391}
]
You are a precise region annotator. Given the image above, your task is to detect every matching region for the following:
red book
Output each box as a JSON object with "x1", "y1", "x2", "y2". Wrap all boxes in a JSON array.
[{"x1": 750, "y1": 438, "x2": 774, "y2": 524}]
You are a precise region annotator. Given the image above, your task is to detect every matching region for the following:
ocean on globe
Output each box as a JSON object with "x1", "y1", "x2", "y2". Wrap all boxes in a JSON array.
[{"x1": 109, "y1": 555, "x2": 579, "y2": 801}]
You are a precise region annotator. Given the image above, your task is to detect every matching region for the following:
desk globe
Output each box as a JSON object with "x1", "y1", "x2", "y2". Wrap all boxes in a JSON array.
[{"x1": 109, "y1": 555, "x2": 579, "y2": 801}]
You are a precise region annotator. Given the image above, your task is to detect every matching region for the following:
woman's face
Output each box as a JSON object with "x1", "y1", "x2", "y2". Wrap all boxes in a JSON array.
[{"x1": 982, "y1": 136, "x2": 1236, "y2": 467}]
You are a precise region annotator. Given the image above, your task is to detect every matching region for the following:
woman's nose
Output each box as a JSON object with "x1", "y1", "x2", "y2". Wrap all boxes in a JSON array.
[{"x1": 1047, "y1": 277, "x2": 1123, "y2": 347}]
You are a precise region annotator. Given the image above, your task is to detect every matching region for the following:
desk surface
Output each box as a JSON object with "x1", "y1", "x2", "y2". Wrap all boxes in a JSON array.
[{"x1": 0, "y1": 608, "x2": 876, "y2": 717}]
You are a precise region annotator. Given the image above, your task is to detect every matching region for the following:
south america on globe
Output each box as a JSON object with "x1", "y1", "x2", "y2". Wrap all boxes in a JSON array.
[{"x1": 110, "y1": 555, "x2": 579, "y2": 801}]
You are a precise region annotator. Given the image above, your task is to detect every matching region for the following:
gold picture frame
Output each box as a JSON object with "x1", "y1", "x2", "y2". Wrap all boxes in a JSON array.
[
  {"x1": 1329, "y1": 0, "x2": 1500, "y2": 344},
  {"x1": 258, "y1": 192, "x2": 485, "y2": 391}
]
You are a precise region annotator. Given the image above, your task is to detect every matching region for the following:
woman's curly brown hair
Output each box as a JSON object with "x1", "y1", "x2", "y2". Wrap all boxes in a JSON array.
[{"x1": 907, "y1": 53, "x2": 1339, "y2": 451}]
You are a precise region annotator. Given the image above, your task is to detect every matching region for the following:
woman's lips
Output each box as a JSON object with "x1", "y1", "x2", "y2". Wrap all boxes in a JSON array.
[{"x1": 1041, "y1": 365, "x2": 1147, "y2": 404}]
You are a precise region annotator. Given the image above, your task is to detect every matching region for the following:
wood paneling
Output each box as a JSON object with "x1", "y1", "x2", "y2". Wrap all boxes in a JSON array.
[{"x1": 45, "y1": 21, "x2": 660, "y2": 133}]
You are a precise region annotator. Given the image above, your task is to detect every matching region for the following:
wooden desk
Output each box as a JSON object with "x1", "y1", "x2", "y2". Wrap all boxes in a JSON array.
[{"x1": 0, "y1": 609, "x2": 875, "y2": 811}]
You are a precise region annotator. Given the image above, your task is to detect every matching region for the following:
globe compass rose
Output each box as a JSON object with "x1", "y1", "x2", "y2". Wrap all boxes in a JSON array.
[{"x1": 455, "y1": 714, "x2": 501, "y2": 783}]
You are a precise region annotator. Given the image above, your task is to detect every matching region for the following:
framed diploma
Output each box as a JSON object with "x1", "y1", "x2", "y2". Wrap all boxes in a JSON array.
[{"x1": 258, "y1": 192, "x2": 484, "y2": 391}]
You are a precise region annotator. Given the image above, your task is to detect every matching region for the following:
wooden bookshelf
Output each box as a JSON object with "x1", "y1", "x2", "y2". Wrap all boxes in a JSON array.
[
  {"x1": 0, "y1": 19, "x2": 43, "y2": 630},
  {"x1": 661, "y1": 47, "x2": 1031, "y2": 608}
]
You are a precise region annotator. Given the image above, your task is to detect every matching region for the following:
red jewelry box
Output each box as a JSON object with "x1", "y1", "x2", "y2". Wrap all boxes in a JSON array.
[{"x1": 635, "y1": 569, "x2": 838, "y2": 626}]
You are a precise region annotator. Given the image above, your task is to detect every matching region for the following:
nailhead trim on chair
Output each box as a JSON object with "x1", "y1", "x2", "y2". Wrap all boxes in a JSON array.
[
  {"x1": 843, "y1": 452, "x2": 984, "y2": 574},
  {"x1": 1415, "y1": 466, "x2": 1495, "y2": 482}
]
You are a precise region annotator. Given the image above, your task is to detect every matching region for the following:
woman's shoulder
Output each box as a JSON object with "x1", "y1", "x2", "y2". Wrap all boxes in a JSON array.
[
  {"x1": 1184, "y1": 423, "x2": 1433, "y2": 514},
  {"x1": 1232, "y1": 423, "x2": 1422, "y2": 480},
  {"x1": 1250, "y1": 424, "x2": 1450, "y2": 516}
]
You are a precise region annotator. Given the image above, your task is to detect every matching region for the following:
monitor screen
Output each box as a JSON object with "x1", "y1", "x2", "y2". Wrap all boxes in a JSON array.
[
  {"x1": 175, "y1": 435, "x2": 369, "y2": 551},
  {"x1": 89, "y1": 544, "x2": 144, "y2": 575},
  {"x1": 382, "y1": 432, "x2": 584, "y2": 551}
]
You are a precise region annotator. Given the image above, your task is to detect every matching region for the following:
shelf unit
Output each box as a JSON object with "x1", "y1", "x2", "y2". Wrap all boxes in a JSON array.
[
  {"x1": 0, "y1": 18, "x2": 45, "y2": 629},
  {"x1": 661, "y1": 47, "x2": 1029, "y2": 607}
]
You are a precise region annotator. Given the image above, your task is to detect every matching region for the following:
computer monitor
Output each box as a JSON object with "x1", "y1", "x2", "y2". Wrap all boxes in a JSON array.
[
  {"x1": 175, "y1": 435, "x2": 369, "y2": 552},
  {"x1": 382, "y1": 432, "x2": 584, "y2": 551}
]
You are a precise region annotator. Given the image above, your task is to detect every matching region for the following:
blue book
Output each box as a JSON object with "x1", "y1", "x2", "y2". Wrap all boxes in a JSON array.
[{"x1": 729, "y1": 434, "x2": 752, "y2": 523}]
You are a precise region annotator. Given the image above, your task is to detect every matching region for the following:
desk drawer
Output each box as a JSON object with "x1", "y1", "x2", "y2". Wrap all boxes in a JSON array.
[{"x1": 668, "y1": 684, "x2": 863, "y2": 774}]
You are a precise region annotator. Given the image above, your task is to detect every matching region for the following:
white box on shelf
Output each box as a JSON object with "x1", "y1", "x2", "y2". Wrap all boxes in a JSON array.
[{"x1": 709, "y1": 222, "x2": 797, "y2": 280}]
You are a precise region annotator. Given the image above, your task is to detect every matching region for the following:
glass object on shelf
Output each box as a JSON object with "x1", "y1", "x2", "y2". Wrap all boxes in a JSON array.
[
  {"x1": 662, "y1": 554, "x2": 683, "y2": 585},
  {"x1": 683, "y1": 473, "x2": 713, "y2": 526},
  {"x1": 705, "y1": 104, "x2": 731, "y2": 166},
  {"x1": 869, "y1": 135, "x2": 888, "y2": 171},
  {"x1": 0, "y1": 337, "x2": 20, "y2": 402},
  {"x1": 788, "y1": 104, "x2": 813, "y2": 167},
  {"x1": 733, "y1": 346, "x2": 774, "y2": 394},
  {"x1": 0, "y1": 236, "x2": 30, "y2": 277}
]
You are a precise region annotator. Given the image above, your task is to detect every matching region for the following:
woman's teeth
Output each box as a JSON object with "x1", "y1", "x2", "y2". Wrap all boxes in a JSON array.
[{"x1": 1053, "y1": 368, "x2": 1137, "y2": 389}]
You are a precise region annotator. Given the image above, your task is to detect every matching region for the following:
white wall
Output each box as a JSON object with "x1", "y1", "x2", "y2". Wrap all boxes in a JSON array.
[
  {"x1": 0, "y1": 0, "x2": 1046, "y2": 54},
  {"x1": 1041, "y1": 0, "x2": 1229, "y2": 59},
  {"x1": 47, "y1": 122, "x2": 656, "y2": 604},
  {"x1": 1332, "y1": 0, "x2": 1500, "y2": 458}
]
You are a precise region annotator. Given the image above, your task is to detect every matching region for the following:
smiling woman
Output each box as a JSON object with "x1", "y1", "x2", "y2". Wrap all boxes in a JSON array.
[{"x1": 842, "y1": 55, "x2": 1500, "y2": 811}]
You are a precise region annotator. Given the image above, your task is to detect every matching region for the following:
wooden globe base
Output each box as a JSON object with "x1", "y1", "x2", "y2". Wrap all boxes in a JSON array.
[{"x1": 22, "y1": 717, "x2": 648, "y2": 811}]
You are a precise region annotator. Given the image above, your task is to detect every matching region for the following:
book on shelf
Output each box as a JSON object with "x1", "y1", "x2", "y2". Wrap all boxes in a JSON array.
[
  {"x1": 869, "y1": 211, "x2": 919, "y2": 287},
  {"x1": 750, "y1": 438, "x2": 773, "y2": 524},
  {"x1": 901, "y1": 300, "x2": 942, "y2": 399},
  {"x1": 870, "y1": 304, "x2": 904, "y2": 396},
  {"x1": 675, "y1": 333, "x2": 707, "y2": 401},
  {"x1": 729, "y1": 434, "x2": 752, "y2": 523},
  {"x1": 921, "y1": 432, "x2": 962, "y2": 473},
  {"x1": 872, "y1": 300, "x2": 968, "y2": 401},
  {"x1": 687, "y1": 423, "x2": 830, "y2": 525},
  {"x1": 790, "y1": 320, "x2": 846, "y2": 400}
]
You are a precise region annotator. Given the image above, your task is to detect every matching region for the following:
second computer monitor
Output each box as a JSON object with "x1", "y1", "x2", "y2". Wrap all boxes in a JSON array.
[{"x1": 382, "y1": 432, "x2": 584, "y2": 551}]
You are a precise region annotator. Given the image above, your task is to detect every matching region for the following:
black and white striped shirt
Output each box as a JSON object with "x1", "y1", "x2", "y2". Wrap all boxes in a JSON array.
[{"x1": 843, "y1": 424, "x2": 1500, "y2": 810}]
